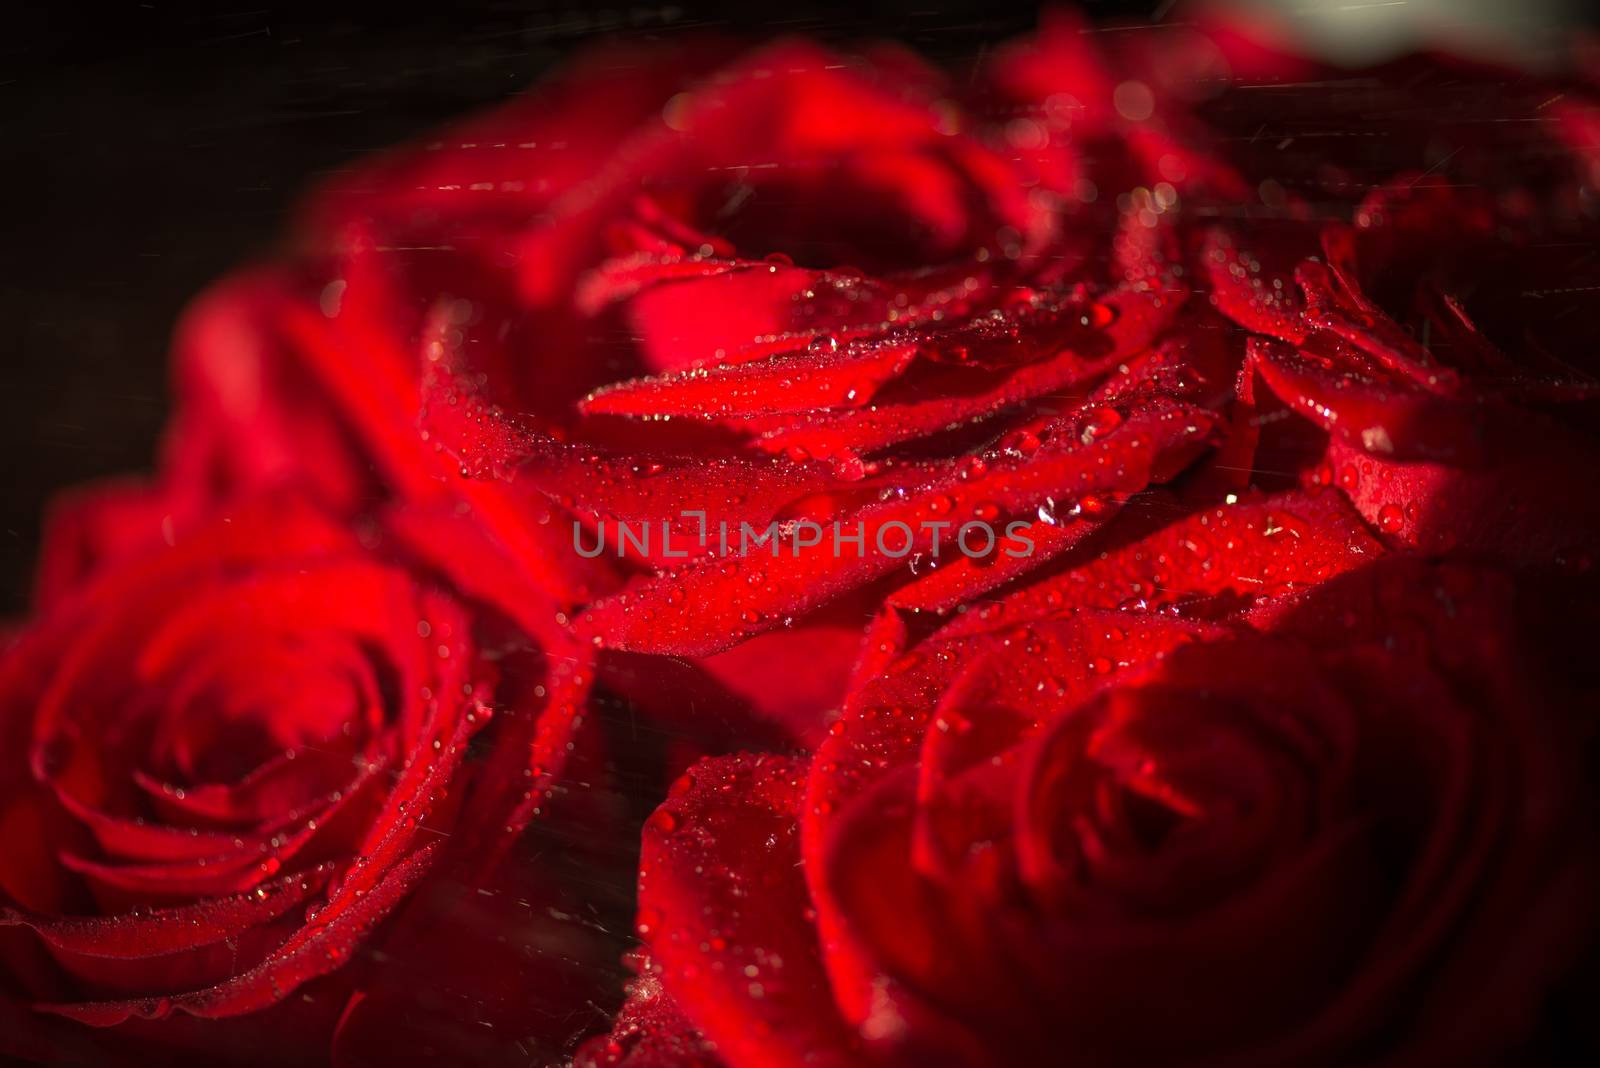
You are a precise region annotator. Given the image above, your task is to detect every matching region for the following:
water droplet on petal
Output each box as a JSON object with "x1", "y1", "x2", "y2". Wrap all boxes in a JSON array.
[
  {"x1": 1002, "y1": 429, "x2": 1042, "y2": 456},
  {"x1": 1081, "y1": 406, "x2": 1124, "y2": 444}
]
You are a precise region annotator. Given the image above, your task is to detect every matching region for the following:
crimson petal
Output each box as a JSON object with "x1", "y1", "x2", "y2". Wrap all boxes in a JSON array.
[
  {"x1": 637, "y1": 755, "x2": 858, "y2": 1068},
  {"x1": 581, "y1": 399, "x2": 1214, "y2": 655},
  {"x1": 38, "y1": 846, "x2": 437, "y2": 1025}
]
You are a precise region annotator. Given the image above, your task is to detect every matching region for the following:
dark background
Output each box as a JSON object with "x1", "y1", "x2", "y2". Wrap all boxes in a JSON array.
[{"x1": 1, "y1": 0, "x2": 1589, "y2": 613}]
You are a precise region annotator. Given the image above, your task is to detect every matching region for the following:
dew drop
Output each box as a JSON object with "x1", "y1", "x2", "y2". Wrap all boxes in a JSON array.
[
  {"x1": 1082, "y1": 406, "x2": 1123, "y2": 442},
  {"x1": 1002, "y1": 429, "x2": 1042, "y2": 456},
  {"x1": 1071, "y1": 494, "x2": 1111, "y2": 518}
]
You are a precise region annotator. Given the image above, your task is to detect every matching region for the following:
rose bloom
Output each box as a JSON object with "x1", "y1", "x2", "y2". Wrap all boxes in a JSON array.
[
  {"x1": 1201, "y1": 174, "x2": 1600, "y2": 566},
  {"x1": 0, "y1": 495, "x2": 614, "y2": 1065},
  {"x1": 588, "y1": 551, "x2": 1599, "y2": 1067}
]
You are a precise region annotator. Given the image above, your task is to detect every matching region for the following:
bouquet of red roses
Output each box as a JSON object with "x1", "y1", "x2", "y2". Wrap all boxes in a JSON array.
[{"x1": 4, "y1": 7, "x2": 1598, "y2": 1066}]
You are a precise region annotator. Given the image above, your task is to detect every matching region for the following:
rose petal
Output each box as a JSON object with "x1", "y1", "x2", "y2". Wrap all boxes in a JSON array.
[
  {"x1": 639, "y1": 755, "x2": 858, "y2": 1068},
  {"x1": 581, "y1": 399, "x2": 1214, "y2": 655},
  {"x1": 38, "y1": 845, "x2": 437, "y2": 1024}
]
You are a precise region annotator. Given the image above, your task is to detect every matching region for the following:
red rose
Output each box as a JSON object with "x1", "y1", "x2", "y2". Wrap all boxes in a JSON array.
[
  {"x1": 588, "y1": 548, "x2": 1597, "y2": 1067},
  {"x1": 0, "y1": 494, "x2": 599, "y2": 1064},
  {"x1": 1197, "y1": 163, "x2": 1600, "y2": 561},
  {"x1": 982, "y1": 12, "x2": 1600, "y2": 577},
  {"x1": 412, "y1": 39, "x2": 1247, "y2": 686}
]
